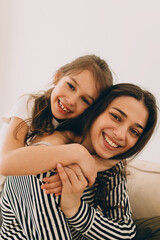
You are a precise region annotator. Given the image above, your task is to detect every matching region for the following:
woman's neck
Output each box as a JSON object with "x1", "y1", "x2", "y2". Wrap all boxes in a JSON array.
[{"x1": 81, "y1": 132, "x2": 95, "y2": 155}]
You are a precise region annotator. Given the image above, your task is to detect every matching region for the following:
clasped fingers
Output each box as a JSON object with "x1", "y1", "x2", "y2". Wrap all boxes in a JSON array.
[{"x1": 57, "y1": 163, "x2": 87, "y2": 193}]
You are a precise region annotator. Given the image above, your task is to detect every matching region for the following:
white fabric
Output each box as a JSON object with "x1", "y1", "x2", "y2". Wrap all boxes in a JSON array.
[
  {"x1": 0, "y1": 123, "x2": 8, "y2": 192},
  {"x1": 0, "y1": 95, "x2": 34, "y2": 192},
  {"x1": 127, "y1": 159, "x2": 160, "y2": 219},
  {"x1": 2, "y1": 95, "x2": 34, "y2": 124}
]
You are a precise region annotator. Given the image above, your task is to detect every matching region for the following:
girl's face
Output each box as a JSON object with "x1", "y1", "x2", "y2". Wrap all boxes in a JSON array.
[
  {"x1": 50, "y1": 70, "x2": 99, "y2": 119},
  {"x1": 89, "y1": 96, "x2": 149, "y2": 159}
]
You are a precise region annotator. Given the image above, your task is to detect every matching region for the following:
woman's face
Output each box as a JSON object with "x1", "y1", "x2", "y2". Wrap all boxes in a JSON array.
[{"x1": 89, "y1": 96, "x2": 149, "y2": 159}]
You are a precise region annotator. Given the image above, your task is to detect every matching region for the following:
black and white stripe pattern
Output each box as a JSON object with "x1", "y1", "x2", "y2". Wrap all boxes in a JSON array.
[
  {"x1": 67, "y1": 161, "x2": 136, "y2": 239},
  {"x1": 0, "y1": 172, "x2": 72, "y2": 239},
  {"x1": 0, "y1": 161, "x2": 136, "y2": 239}
]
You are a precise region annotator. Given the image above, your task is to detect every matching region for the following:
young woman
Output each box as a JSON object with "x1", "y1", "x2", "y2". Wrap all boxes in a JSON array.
[
  {"x1": 0, "y1": 54, "x2": 113, "y2": 190},
  {"x1": 0, "y1": 83, "x2": 157, "y2": 239}
]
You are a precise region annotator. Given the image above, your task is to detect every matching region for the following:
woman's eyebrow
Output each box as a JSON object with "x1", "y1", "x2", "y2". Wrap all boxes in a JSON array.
[
  {"x1": 112, "y1": 107, "x2": 144, "y2": 130},
  {"x1": 112, "y1": 107, "x2": 127, "y2": 118},
  {"x1": 135, "y1": 123, "x2": 144, "y2": 130}
]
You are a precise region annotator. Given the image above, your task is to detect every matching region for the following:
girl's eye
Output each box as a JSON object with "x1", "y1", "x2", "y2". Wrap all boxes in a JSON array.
[
  {"x1": 67, "y1": 82, "x2": 75, "y2": 90},
  {"x1": 130, "y1": 128, "x2": 140, "y2": 137},
  {"x1": 82, "y1": 97, "x2": 90, "y2": 105},
  {"x1": 111, "y1": 113, "x2": 121, "y2": 122}
]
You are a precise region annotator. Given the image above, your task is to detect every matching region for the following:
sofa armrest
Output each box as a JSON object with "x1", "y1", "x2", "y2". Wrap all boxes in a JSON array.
[{"x1": 127, "y1": 159, "x2": 160, "y2": 219}]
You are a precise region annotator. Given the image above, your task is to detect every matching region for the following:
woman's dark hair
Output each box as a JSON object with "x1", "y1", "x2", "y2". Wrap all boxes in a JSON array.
[
  {"x1": 57, "y1": 83, "x2": 158, "y2": 216},
  {"x1": 57, "y1": 83, "x2": 158, "y2": 160}
]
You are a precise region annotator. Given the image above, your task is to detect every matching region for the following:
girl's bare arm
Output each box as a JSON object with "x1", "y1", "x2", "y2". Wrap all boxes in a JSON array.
[{"x1": 0, "y1": 117, "x2": 97, "y2": 185}]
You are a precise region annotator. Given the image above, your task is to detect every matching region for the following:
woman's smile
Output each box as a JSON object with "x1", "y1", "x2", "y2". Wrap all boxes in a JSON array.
[{"x1": 102, "y1": 132, "x2": 121, "y2": 150}]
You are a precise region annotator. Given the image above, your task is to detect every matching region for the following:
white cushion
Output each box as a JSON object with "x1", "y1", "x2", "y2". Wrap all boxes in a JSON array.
[{"x1": 127, "y1": 159, "x2": 160, "y2": 219}]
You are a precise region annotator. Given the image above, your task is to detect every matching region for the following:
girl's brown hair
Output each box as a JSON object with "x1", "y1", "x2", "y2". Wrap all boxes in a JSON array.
[{"x1": 26, "y1": 55, "x2": 114, "y2": 140}]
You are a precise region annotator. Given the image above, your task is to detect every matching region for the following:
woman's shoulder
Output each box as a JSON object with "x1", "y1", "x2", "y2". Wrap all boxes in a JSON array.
[{"x1": 97, "y1": 160, "x2": 126, "y2": 178}]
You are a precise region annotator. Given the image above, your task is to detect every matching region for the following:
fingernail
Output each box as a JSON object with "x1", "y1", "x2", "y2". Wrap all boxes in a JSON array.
[{"x1": 57, "y1": 163, "x2": 62, "y2": 168}]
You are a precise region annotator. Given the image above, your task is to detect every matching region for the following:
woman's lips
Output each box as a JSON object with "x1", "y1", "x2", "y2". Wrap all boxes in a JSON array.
[{"x1": 102, "y1": 132, "x2": 121, "y2": 151}]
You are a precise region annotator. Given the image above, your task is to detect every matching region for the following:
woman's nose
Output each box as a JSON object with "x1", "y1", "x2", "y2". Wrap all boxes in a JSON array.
[{"x1": 113, "y1": 126, "x2": 127, "y2": 140}]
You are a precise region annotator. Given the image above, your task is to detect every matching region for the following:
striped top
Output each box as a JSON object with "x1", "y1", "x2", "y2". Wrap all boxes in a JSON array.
[
  {"x1": 0, "y1": 141, "x2": 136, "y2": 239},
  {"x1": 0, "y1": 161, "x2": 136, "y2": 239}
]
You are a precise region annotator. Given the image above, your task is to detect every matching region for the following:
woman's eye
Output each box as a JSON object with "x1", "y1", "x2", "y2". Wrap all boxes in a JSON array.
[
  {"x1": 111, "y1": 113, "x2": 121, "y2": 122},
  {"x1": 130, "y1": 129, "x2": 140, "y2": 137},
  {"x1": 82, "y1": 97, "x2": 90, "y2": 105},
  {"x1": 67, "y1": 82, "x2": 75, "y2": 90}
]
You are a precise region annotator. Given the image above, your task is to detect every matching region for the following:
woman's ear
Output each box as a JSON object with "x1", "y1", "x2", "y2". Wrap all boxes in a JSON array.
[{"x1": 53, "y1": 70, "x2": 62, "y2": 84}]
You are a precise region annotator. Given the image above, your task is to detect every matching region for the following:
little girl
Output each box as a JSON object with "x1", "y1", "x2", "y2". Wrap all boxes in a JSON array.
[{"x1": 0, "y1": 54, "x2": 113, "y2": 190}]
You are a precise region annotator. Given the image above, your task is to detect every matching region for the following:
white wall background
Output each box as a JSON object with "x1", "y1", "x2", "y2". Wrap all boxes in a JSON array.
[{"x1": 0, "y1": 0, "x2": 160, "y2": 162}]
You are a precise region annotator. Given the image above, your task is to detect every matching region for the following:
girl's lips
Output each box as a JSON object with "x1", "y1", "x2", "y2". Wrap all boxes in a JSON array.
[
  {"x1": 102, "y1": 132, "x2": 121, "y2": 151},
  {"x1": 58, "y1": 99, "x2": 72, "y2": 114}
]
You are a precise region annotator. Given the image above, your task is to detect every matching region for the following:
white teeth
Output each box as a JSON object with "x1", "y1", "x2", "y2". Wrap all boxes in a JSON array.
[
  {"x1": 103, "y1": 135, "x2": 118, "y2": 148},
  {"x1": 59, "y1": 100, "x2": 70, "y2": 113}
]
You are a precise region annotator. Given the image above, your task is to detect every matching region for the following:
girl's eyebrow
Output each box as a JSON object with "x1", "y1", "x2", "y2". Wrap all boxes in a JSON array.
[
  {"x1": 112, "y1": 107, "x2": 144, "y2": 130},
  {"x1": 70, "y1": 77, "x2": 78, "y2": 86},
  {"x1": 70, "y1": 77, "x2": 95, "y2": 102}
]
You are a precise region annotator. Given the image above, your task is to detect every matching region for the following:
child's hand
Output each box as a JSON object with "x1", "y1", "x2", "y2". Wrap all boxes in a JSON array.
[
  {"x1": 41, "y1": 163, "x2": 88, "y2": 195},
  {"x1": 41, "y1": 173, "x2": 62, "y2": 195},
  {"x1": 72, "y1": 144, "x2": 97, "y2": 186},
  {"x1": 57, "y1": 163, "x2": 88, "y2": 218}
]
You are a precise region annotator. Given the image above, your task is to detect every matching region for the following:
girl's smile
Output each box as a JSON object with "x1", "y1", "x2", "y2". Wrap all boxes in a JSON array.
[
  {"x1": 57, "y1": 99, "x2": 72, "y2": 114},
  {"x1": 84, "y1": 96, "x2": 149, "y2": 159},
  {"x1": 50, "y1": 70, "x2": 99, "y2": 119}
]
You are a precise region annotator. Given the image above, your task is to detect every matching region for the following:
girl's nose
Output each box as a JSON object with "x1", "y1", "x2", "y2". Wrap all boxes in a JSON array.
[{"x1": 66, "y1": 94, "x2": 77, "y2": 106}]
